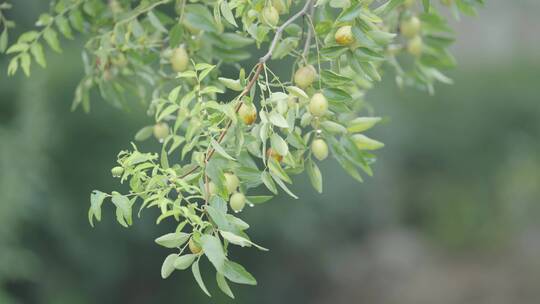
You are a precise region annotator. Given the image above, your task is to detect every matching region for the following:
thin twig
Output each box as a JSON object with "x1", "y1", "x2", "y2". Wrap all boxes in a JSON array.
[{"x1": 302, "y1": 1, "x2": 315, "y2": 59}]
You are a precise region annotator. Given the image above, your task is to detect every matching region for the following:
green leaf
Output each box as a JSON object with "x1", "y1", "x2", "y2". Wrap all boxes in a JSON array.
[
  {"x1": 270, "y1": 172, "x2": 298, "y2": 199},
  {"x1": 111, "y1": 193, "x2": 133, "y2": 227},
  {"x1": 222, "y1": 260, "x2": 257, "y2": 286},
  {"x1": 174, "y1": 254, "x2": 197, "y2": 270},
  {"x1": 210, "y1": 138, "x2": 235, "y2": 161},
  {"x1": 272, "y1": 37, "x2": 298, "y2": 59},
  {"x1": 134, "y1": 126, "x2": 154, "y2": 141},
  {"x1": 7, "y1": 57, "x2": 18, "y2": 75},
  {"x1": 155, "y1": 232, "x2": 190, "y2": 248},
  {"x1": 321, "y1": 121, "x2": 347, "y2": 134},
  {"x1": 245, "y1": 195, "x2": 273, "y2": 205},
  {"x1": 30, "y1": 43, "x2": 46, "y2": 68},
  {"x1": 321, "y1": 69, "x2": 353, "y2": 86},
  {"x1": 69, "y1": 9, "x2": 85, "y2": 32},
  {"x1": 184, "y1": 4, "x2": 219, "y2": 33},
  {"x1": 89, "y1": 190, "x2": 107, "y2": 227},
  {"x1": 157, "y1": 104, "x2": 179, "y2": 122},
  {"x1": 219, "y1": 77, "x2": 243, "y2": 91},
  {"x1": 169, "y1": 23, "x2": 183, "y2": 47},
  {"x1": 268, "y1": 158, "x2": 291, "y2": 184},
  {"x1": 43, "y1": 28, "x2": 62, "y2": 52},
  {"x1": 287, "y1": 86, "x2": 308, "y2": 100},
  {"x1": 347, "y1": 117, "x2": 382, "y2": 133},
  {"x1": 200, "y1": 234, "x2": 226, "y2": 272},
  {"x1": 6, "y1": 43, "x2": 29, "y2": 54},
  {"x1": 147, "y1": 11, "x2": 167, "y2": 32},
  {"x1": 261, "y1": 171, "x2": 277, "y2": 194},
  {"x1": 268, "y1": 111, "x2": 289, "y2": 129},
  {"x1": 306, "y1": 159, "x2": 323, "y2": 193},
  {"x1": 216, "y1": 272, "x2": 235, "y2": 299},
  {"x1": 168, "y1": 86, "x2": 181, "y2": 103},
  {"x1": 36, "y1": 13, "x2": 53, "y2": 26},
  {"x1": 220, "y1": 231, "x2": 268, "y2": 251},
  {"x1": 338, "y1": 3, "x2": 362, "y2": 22},
  {"x1": 55, "y1": 15, "x2": 73, "y2": 39},
  {"x1": 192, "y1": 259, "x2": 211, "y2": 297},
  {"x1": 161, "y1": 254, "x2": 178, "y2": 279},
  {"x1": 219, "y1": 1, "x2": 237, "y2": 27},
  {"x1": 20, "y1": 53, "x2": 31, "y2": 76},
  {"x1": 18, "y1": 31, "x2": 39, "y2": 43},
  {"x1": 0, "y1": 29, "x2": 8, "y2": 53}
]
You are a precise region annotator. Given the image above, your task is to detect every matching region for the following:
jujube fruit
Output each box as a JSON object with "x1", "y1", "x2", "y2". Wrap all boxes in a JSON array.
[
  {"x1": 335, "y1": 25, "x2": 354, "y2": 45},
  {"x1": 266, "y1": 148, "x2": 283, "y2": 163},
  {"x1": 238, "y1": 103, "x2": 257, "y2": 125},
  {"x1": 407, "y1": 36, "x2": 423, "y2": 57},
  {"x1": 188, "y1": 238, "x2": 202, "y2": 254},
  {"x1": 153, "y1": 122, "x2": 169, "y2": 140},
  {"x1": 308, "y1": 93, "x2": 328, "y2": 117},
  {"x1": 111, "y1": 166, "x2": 124, "y2": 177},
  {"x1": 400, "y1": 16, "x2": 421, "y2": 38},
  {"x1": 170, "y1": 47, "x2": 189, "y2": 72},
  {"x1": 294, "y1": 65, "x2": 317, "y2": 89},
  {"x1": 230, "y1": 192, "x2": 246, "y2": 212},
  {"x1": 224, "y1": 173, "x2": 239, "y2": 193},
  {"x1": 311, "y1": 139, "x2": 329, "y2": 161}
]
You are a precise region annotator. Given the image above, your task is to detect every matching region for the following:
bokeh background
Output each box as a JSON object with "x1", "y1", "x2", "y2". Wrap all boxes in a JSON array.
[{"x1": 1, "y1": 1, "x2": 540, "y2": 303}]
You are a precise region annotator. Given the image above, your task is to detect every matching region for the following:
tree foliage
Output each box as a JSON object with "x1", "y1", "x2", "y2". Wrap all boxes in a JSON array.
[{"x1": 3, "y1": 0, "x2": 482, "y2": 298}]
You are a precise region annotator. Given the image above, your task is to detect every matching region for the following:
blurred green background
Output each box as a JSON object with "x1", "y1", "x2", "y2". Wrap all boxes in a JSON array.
[{"x1": 1, "y1": 1, "x2": 540, "y2": 303}]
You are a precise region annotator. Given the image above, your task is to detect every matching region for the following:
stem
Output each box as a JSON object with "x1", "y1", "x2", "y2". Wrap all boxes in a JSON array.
[
  {"x1": 182, "y1": 0, "x2": 315, "y2": 179},
  {"x1": 302, "y1": 2, "x2": 315, "y2": 59}
]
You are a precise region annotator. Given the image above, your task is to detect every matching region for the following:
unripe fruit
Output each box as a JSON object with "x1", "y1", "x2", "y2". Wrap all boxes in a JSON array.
[
  {"x1": 229, "y1": 192, "x2": 246, "y2": 212},
  {"x1": 407, "y1": 36, "x2": 423, "y2": 57},
  {"x1": 352, "y1": 134, "x2": 385, "y2": 150},
  {"x1": 404, "y1": 0, "x2": 416, "y2": 8},
  {"x1": 111, "y1": 166, "x2": 124, "y2": 177},
  {"x1": 308, "y1": 93, "x2": 328, "y2": 117},
  {"x1": 294, "y1": 65, "x2": 317, "y2": 89},
  {"x1": 335, "y1": 25, "x2": 354, "y2": 46},
  {"x1": 311, "y1": 139, "x2": 329, "y2": 161},
  {"x1": 224, "y1": 173, "x2": 239, "y2": 193},
  {"x1": 262, "y1": 6, "x2": 279, "y2": 27},
  {"x1": 400, "y1": 16, "x2": 421, "y2": 38},
  {"x1": 188, "y1": 238, "x2": 202, "y2": 254},
  {"x1": 266, "y1": 148, "x2": 283, "y2": 163},
  {"x1": 153, "y1": 122, "x2": 169, "y2": 140},
  {"x1": 238, "y1": 103, "x2": 257, "y2": 125},
  {"x1": 170, "y1": 47, "x2": 189, "y2": 72}
]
